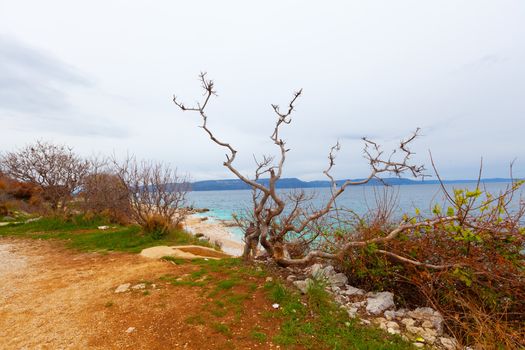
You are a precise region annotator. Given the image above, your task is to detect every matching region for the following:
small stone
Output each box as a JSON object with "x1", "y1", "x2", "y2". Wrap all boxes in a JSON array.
[
  {"x1": 349, "y1": 301, "x2": 366, "y2": 309},
  {"x1": 265, "y1": 277, "x2": 273, "y2": 282},
  {"x1": 115, "y1": 283, "x2": 131, "y2": 293},
  {"x1": 439, "y1": 337, "x2": 459, "y2": 350},
  {"x1": 131, "y1": 283, "x2": 146, "y2": 290},
  {"x1": 286, "y1": 275, "x2": 296, "y2": 282},
  {"x1": 421, "y1": 320, "x2": 433, "y2": 328},
  {"x1": 412, "y1": 342, "x2": 424, "y2": 348},
  {"x1": 293, "y1": 278, "x2": 313, "y2": 294},
  {"x1": 328, "y1": 273, "x2": 348, "y2": 287},
  {"x1": 98, "y1": 225, "x2": 110, "y2": 230},
  {"x1": 272, "y1": 303, "x2": 280, "y2": 309},
  {"x1": 346, "y1": 307, "x2": 358, "y2": 318},
  {"x1": 125, "y1": 327, "x2": 136, "y2": 333},
  {"x1": 360, "y1": 319, "x2": 371, "y2": 325},
  {"x1": 401, "y1": 318, "x2": 415, "y2": 327},
  {"x1": 406, "y1": 326, "x2": 426, "y2": 335},
  {"x1": 365, "y1": 292, "x2": 395, "y2": 315},
  {"x1": 386, "y1": 321, "x2": 399, "y2": 330},
  {"x1": 384, "y1": 310, "x2": 396, "y2": 320},
  {"x1": 341, "y1": 286, "x2": 365, "y2": 296},
  {"x1": 387, "y1": 327, "x2": 400, "y2": 335}
]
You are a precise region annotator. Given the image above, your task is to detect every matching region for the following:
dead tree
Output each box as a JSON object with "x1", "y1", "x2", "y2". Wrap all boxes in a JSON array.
[
  {"x1": 0, "y1": 140, "x2": 89, "y2": 212},
  {"x1": 173, "y1": 73, "x2": 434, "y2": 265},
  {"x1": 114, "y1": 156, "x2": 190, "y2": 234}
]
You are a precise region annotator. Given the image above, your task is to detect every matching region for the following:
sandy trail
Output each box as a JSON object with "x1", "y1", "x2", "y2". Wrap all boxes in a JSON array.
[{"x1": 0, "y1": 238, "x2": 273, "y2": 349}]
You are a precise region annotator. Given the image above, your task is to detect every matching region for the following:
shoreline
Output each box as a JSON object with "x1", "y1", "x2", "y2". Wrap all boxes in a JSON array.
[{"x1": 183, "y1": 214, "x2": 244, "y2": 256}]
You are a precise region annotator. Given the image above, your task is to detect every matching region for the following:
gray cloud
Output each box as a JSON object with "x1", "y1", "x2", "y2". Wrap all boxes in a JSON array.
[
  {"x1": 0, "y1": 36, "x2": 90, "y2": 114},
  {"x1": 0, "y1": 36, "x2": 127, "y2": 138}
]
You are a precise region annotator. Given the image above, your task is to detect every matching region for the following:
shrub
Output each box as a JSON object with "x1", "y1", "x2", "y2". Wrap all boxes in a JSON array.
[
  {"x1": 335, "y1": 182, "x2": 525, "y2": 348},
  {"x1": 143, "y1": 214, "x2": 171, "y2": 239}
]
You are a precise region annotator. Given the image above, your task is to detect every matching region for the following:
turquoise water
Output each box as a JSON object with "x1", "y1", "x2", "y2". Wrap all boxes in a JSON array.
[{"x1": 187, "y1": 182, "x2": 521, "y2": 242}]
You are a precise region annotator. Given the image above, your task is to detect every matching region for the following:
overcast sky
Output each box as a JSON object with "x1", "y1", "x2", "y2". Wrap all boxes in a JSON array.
[{"x1": 0, "y1": 1, "x2": 524, "y2": 181}]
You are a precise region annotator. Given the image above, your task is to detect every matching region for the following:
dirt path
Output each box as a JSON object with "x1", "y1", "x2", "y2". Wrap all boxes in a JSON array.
[{"x1": 0, "y1": 238, "x2": 280, "y2": 349}]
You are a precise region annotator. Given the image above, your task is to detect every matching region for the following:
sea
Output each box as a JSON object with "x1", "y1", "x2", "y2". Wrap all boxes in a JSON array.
[{"x1": 186, "y1": 182, "x2": 522, "y2": 242}]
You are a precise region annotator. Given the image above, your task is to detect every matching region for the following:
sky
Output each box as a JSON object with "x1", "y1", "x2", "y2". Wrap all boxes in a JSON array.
[{"x1": 0, "y1": 1, "x2": 524, "y2": 181}]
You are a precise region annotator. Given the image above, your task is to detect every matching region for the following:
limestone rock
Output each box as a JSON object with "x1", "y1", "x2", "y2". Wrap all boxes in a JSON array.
[
  {"x1": 115, "y1": 283, "x2": 131, "y2": 293},
  {"x1": 439, "y1": 337, "x2": 459, "y2": 350},
  {"x1": 293, "y1": 278, "x2": 313, "y2": 294},
  {"x1": 365, "y1": 292, "x2": 395, "y2": 315},
  {"x1": 341, "y1": 286, "x2": 365, "y2": 296},
  {"x1": 131, "y1": 283, "x2": 146, "y2": 290},
  {"x1": 328, "y1": 273, "x2": 348, "y2": 287}
]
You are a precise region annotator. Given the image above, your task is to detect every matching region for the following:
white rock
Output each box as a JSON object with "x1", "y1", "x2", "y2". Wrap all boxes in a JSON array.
[
  {"x1": 349, "y1": 301, "x2": 366, "y2": 309},
  {"x1": 115, "y1": 283, "x2": 131, "y2": 293},
  {"x1": 421, "y1": 320, "x2": 433, "y2": 328},
  {"x1": 413, "y1": 342, "x2": 424, "y2": 348},
  {"x1": 341, "y1": 286, "x2": 365, "y2": 296},
  {"x1": 98, "y1": 225, "x2": 110, "y2": 230},
  {"x1": 439, "y1": 337, "x2": 459, "y2": 350},
  {"x1": 365, "y1": 292, "x2": 395, "y2": 315},
  {"x1": 387, "y1": 327, "x2": 401, "y2": 335},
  {"x1": 125, "y1": 327, "x2": 136, "y2": 333},
  {"x1": 401, "y1": 318, "x2": 416, "y2": 327},
  {"x1": 328, "y1": 273, "x2": 348, "y2": 287},
  {"x1": 346, "y1": 307, "x2": 358, "y2": 318},
  {"x1": 386, "y1": 321, "x2": 400, "y2": 330},
  {"x1": 293, "y1": 278, "x2": 313, "y2": 294},
  {"x1": 131, "y1": 283, "x2": 146, "y2": 290},
  {"x1": 311, "y1": 263, "x2": 323, "y2": 277},
  {"x1": 272, "y1": 303, "x2": 280, "y2": 309}
]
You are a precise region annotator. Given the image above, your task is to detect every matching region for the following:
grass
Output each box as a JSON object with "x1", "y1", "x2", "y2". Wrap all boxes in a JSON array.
[
  {"x1": 158, "y1": 257, "x2": 413, "y2": 349},
  {"x1": 0, "y1": 214, "x2": 213, "y2": 253},
  {"x1": 264, "y1": 279, "x2": 412, "y2": 350}
]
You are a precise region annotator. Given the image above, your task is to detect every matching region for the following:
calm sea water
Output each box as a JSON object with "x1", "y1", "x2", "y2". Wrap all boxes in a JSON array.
[{"x1": 187, "y1": 182, "x2": 522, "y2": 241}]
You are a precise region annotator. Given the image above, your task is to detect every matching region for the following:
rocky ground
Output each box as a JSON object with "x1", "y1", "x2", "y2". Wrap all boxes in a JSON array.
[{"x1": 284, "y1": 263, "x2": 458, "y2": 350}]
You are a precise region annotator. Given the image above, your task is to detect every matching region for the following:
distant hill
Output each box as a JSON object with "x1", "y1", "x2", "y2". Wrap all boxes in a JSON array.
[{"x1": 189, "y1": 177, "x2": 515, "y2": 191}]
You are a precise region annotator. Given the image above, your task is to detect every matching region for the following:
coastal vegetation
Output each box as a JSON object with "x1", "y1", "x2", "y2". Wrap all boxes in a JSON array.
[
  {"x1": 0, "y1": 141, "x2": 192, "y2": 242},
  {"x1": 174, "y1": 73, "x2": 525, "y2": 348}
]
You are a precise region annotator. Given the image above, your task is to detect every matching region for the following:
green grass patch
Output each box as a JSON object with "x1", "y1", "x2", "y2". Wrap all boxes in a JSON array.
[
  {"x1": 161, "y1": 256, "x2": 186, "y2": 265},
  {"x1": 0, "y1": 214, "x2": 213, "y2": 253},
  {"x1": 212, "y1": 323, "x2": 232, "y2": 337},
  {"x1": 250, "y1": 330, "x2": 267, "y2": 342},
  {"x1": 185, "y1": 314, "x2": 206, "y2": 325}
]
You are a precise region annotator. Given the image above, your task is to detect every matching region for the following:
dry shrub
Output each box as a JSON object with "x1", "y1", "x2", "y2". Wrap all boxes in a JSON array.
[
  {"x1": 143, "y1": 214, "x2": 171, "y2": 239},
  {"x1": 0, "y1": 174, "x2": 44, "y2": 214},
  {"x1": 335, "y1": 182, "x2": 525, "y2": 348},
  {"x1": 0, "y1": 203, "x2": 9, "y2": 217},
  {"x1": 81, "y1": 172, "x2": 132, "y2": 224}
]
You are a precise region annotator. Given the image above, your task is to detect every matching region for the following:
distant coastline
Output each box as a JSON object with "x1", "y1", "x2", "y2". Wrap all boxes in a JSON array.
[{"x1": 189, "y1": 177, "x2": 516, "y2": 192}]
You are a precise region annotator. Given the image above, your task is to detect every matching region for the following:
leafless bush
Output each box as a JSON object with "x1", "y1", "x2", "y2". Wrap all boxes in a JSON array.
[
  {"x1": 1, "y1": 140, "x2": 89, "y2": 212},
  {"x1": 114, "y1": 156, "x2": 190, "y2": 236}
]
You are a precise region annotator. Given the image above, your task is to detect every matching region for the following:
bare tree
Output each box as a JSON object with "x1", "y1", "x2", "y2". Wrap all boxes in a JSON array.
[
  {"x1": 81, "y1": 156, "x2": 131, "y2": 223},
  {"x1": 173, "y1": 73, "x2": 426, "y2": 265},
  {"x1": 114, "y1": 156, "x2": 190, "y2": 235},
  {"x1": 0, "y1": 140, "x2": 89, "y2": 212}
]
